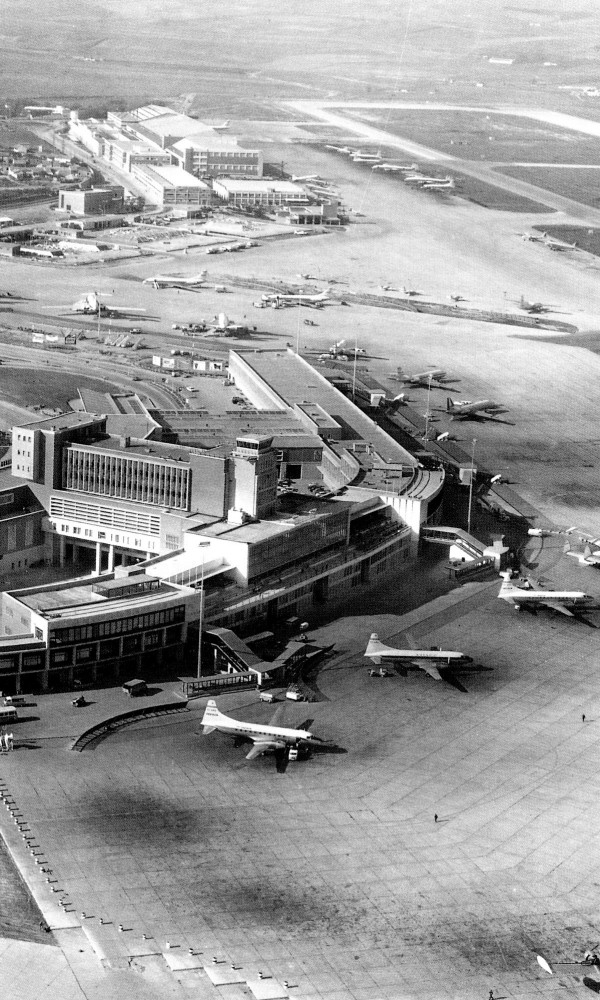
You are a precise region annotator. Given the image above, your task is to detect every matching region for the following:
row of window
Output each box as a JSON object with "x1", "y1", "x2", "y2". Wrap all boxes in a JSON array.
[
  {"x1": 50, "y1": 497, "x2": 161, "y2": 535},
  {"x1": 50, "y1": 605, "x2": 185, "y2": 646}
]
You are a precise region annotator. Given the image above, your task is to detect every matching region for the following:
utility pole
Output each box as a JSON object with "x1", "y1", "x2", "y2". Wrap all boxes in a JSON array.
[{"x1": 467, "y1": 437, "x2": 477, "y2": 535}]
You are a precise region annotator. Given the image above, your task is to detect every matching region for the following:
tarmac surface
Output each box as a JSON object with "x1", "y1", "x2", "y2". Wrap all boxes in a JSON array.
[{"x1": 2, "y1": 547, "x2": 600, "y2": 999}]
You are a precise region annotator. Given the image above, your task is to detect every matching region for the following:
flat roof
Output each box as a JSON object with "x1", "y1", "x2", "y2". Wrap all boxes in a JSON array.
[
  {"x1": 214, "y1": 179, "x2": 305, "y2": 193},
  {"x1": 139, "y1": 113, "x2": 209, "y2": 138},
  {"x1": 232, "y1": 349, "x2": 417, "y2": 468},
  {"x1": 197, "y1": 496, "x2": 348, "y2": 545},
  {"x1": 136, "y1": 164, "x2": 209, "y2": 189},
  {"x1": 172, "y1": 135, "x2": 242, "y2": 152},
  {"x1": 13, "y1": 578, "x2": 186, "y2": 618},
  {"x1": 15, "y1": 411, "x2": 103, "y2": 432}
]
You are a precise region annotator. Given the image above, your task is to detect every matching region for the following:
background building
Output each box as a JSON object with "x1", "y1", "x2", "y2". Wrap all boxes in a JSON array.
[{"x1": 57, "y1": 187, "x2": 124, "y2": 216}]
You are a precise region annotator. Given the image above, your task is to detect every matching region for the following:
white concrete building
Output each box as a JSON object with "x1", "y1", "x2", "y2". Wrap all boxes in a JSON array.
[
  {"x1": 171, "y1": 136, "x2": 263, "y2": 179},
  {"x1": 131, "y1": 164, "x2": 211, "y2": 207},
  {"x1": 212, "y1": 179, "x2": 309, "y2": 208}
]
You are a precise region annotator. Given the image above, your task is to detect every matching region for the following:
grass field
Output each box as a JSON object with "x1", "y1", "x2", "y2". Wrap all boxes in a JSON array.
[
  {"x1": 496, "y1": 165, "x2": 600, "y2": 208},
  {"x1": 0, "y1": 367, "x2": 120, "y2": 410},
  {"x1": 344, "y1": 108, "x2": 600, "y2": 164}
]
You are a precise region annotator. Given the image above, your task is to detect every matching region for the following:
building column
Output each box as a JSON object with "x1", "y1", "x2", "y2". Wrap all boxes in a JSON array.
[
  {"x1": 59, "y1": 535, "x2": 66, "y2": 568},
  {"x1": 121, "y1": 553, "x2": 129, "y2": 567},
  {"x1": 95, "y1": 542, "x2": 102, "y2": 575},
  {"x1": 107, "y1": 544, "x2": 115, "y2": 573}
]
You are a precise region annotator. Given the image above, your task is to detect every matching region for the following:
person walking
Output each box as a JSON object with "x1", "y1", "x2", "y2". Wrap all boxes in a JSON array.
[{"x1": 434, "y1": 813, "x2": 438, "y2": 823}]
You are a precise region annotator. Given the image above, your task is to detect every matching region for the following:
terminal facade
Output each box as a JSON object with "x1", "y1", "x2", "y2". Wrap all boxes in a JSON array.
[{"x1": 0, "y1": 349, "x2": 445, "y2": 694}]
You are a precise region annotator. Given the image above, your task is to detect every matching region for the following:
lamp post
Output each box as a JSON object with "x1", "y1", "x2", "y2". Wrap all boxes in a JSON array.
[
  {"x1": 194, "y1": 543, "x2": 210, "y2": 681},
  {"x1": 423, "y1": 374, "x2": 433, "y2": 440},
  {"x1": 467, "y1": 437, "x2": 477, "y2": 535}
]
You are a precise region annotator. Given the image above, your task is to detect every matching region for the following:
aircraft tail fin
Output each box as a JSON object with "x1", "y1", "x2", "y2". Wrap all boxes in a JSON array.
[
  {"x1": 201, "y1": 699, "x2": 223, "y2": 733},
  {"x1": 364, "y1": 632, "x2": 387, "y2": 664},
  {"x1": 446, "y1": 397, "x2": 454, "y2": 412}
]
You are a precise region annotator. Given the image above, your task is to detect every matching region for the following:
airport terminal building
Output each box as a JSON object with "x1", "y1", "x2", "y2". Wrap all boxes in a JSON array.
[{"x1": 0, "y1": 349, "x2": 445, "y2": 693}]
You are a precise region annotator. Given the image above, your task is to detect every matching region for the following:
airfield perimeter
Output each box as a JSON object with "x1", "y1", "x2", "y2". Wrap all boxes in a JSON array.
[{"x1": 2, "y1": 107, "x2": 600, "y2": 998}]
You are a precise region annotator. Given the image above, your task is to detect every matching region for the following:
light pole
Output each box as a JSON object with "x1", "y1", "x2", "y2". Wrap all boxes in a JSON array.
[
  {"x1": 467, "y1": 437, "x2": 477, "y2": 535},
  {"x1": 423, "y1": 374, "x2": 433, "y2": 440},
  {"x1": 194, "y1": 542, "x2": 210, "y2": 681}
]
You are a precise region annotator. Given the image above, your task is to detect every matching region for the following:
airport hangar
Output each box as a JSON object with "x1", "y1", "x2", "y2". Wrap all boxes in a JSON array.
[{"x1": 0, "y1": 349, "x2": 444, "y2": 694}]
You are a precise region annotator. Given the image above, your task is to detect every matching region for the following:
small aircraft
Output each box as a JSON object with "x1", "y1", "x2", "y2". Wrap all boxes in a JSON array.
[
  {"x1": 445, "y1": 397, "x2": 507, "y2": 420},
  {"x1": 518, "y1": 296, "x2": 554, "y2": 314},
  {"x1": 364, "y1": 632, "x2": 475, "y2": 691},
  {"x1": 402, "y1": 286, "x2": 425, "y2": 297},
  {"x1": 201, "y1": 699, "x2": 330, "y2": 771},
  {"x1": 212, "y1": 120, "x2": 230, "y2": 131},
  {"x1": 45, "y1": 292, "x2": 146, "y2": 317},
  {"x1": 291, "y1": 174, "x2": 319, "y2": 183},
  {"x1": 498, "y1": 572, "x2": 594, "y2": 617},
  {"x1": 379, "y1": 283, "x2": 399, "y2": 292},
  {"x1": 143, "y1": 271, "x2": 208, "y2": 289},
  {"x1": 566, "y1": 541, "x2": 600, "y2": 567},
  {"x1": 297, "y1": 272, "x2": 317, "y2": 280},
  {"x1": 450, "y1": 293, "x2": 466, "y2": 302}
]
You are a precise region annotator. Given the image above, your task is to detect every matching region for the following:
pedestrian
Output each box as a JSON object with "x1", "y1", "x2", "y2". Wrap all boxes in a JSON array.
[
  {"x1": 489, "y1": 991, "x2": 494, "y2": 1000},
  {"x1": 434, "y1": 813, "x2": 438, "y2": 823},
  {"x1": 583, "y1": 714, "x2": 586, "y2": 723}
]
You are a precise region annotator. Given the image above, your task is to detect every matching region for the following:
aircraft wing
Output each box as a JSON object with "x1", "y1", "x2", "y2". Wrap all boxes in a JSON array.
[
  {"x1": 539, "y1": 600, "x2": 575, "y2": 617},
  {"x1": 245, "y1": 740, "x2": 285, "y2": 760},
  {"x1": 268, "y1": 704, "x2": 287, "y2": 726},
  {"x1": 410, "y1": 659, "x2": 443, "y2": 681}
]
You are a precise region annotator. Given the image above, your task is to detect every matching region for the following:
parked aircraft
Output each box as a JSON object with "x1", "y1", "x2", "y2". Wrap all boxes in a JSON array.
[
  {"x1": 372, "y1": 162, "x2": 417, "y2": 172},
  {"x1": 528, "y1": 526, "x2": 576, "y2": 537},
  {"x1": 201, "y1": 699, "x2": 329, "y2": 770},
  {"x1": 262, "y1": 291, "x2": 330, "y2": 307},
  {"x1": 566, "y1": 542, "x2": 600, "y2": 567},
  {"x1": 206, "y1": 312, "x2": 253, "y2": 338},
  {"x1": 391, "y1": 368, "x2": 451, "y2": 388},
  {"x1": 497, "y1": 572, "x2": 594, "y2": 617},
  {"x1": 365, "y1": 632, "x2": 476, "y2": 691},
  {"x1": 450, "y1": 293, "x2": 466, "y2": 302},
  {"x1": 518, "y1": 296, "x2": 554, "y2": 314},
  {"x1": 402, "y1": 286, "x2": 425, "y2": 297},
  {"x1": 351, "y1": 152, "x2": 382, "y2": 163},
  {"x1": 212, "y1": 120, "x2": 230, "y2": 131},
  {"x1": 291, "y1": 174, "x2": 319, "y2": 182},
  {"x1": 445, "y1": 397, "x2": 506, "y2": 420},
  {"x1": 421, "y1": 176, "x2": 455, "y2": 190},
  {"x1": 46, "y1": 292, "x2": 146, "y2": 317},
  {"x1": 143, "y1": 271, "x2": 208, "y2": 289},
  {"x1": 544, "y1": 234, "x2": 578, "y2": 252},
  {"x1": 521, "y1": 231, "x2": 546, "y2": 243},
  {"x1": 521, "y1": 231, "x2": 578, "y2": 251}
]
